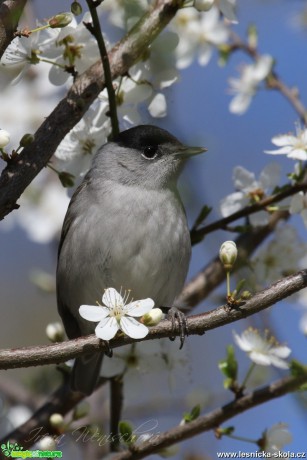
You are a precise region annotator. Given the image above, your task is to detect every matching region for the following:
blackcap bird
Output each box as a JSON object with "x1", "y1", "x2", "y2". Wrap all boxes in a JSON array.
[{"x1": 57, "y1": 125, "x2": 206, "y2": 395}]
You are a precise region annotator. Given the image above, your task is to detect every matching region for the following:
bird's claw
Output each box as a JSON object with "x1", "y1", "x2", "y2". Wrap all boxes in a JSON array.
[
  {"x1": 162, "y1": 306, "x2": 189, "y2": 349},
  {"x1": 103, "y1": 340, "x2": 113, "y2": 357}
]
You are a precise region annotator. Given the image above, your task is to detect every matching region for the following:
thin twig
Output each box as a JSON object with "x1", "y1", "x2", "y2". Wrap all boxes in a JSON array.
[
  {"x1": 111, "y1": 372, "x2": 307, "y2": 459},
  {"x1": 85, "y1": 0, "x2": 119, "y2": 138},
  {"x1": 191, "y1": 181, "x2": 307, "y2": 245}
]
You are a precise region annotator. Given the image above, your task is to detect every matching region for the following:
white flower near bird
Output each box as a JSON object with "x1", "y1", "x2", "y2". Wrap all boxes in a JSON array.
[
  {"x1": 233, "y1": 328, "x2": 291, "y2": 369},
  {"x1": 79, "y1": 288, "x2": 155, "y2": 340}
]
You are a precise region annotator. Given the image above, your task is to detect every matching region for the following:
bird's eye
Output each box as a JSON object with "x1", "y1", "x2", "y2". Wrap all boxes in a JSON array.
[{"x1": 142, "y1": 145, "x2": 158, "y2": 160}]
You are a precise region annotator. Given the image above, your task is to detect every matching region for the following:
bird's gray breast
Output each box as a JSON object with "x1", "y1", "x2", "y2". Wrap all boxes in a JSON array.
[{"x1": 58, "y1": 180, "x2": 191, "y2": 318}]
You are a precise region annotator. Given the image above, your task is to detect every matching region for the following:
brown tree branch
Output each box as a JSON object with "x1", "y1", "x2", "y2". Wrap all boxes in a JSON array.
[
  {"x1": 0, "y1": 0, "x2": 183, "y2": 221},
  {"x1": 0, "y1": 268, "x2": 306, "y2": 370},
  {"x1": 0, "y1": 0, "x2": 27, "y2": 58},
  {"x1": 182, "y1": 210, "x2": 288, "y2": 308},
  {"x1": 191, "y1": 181, "x2": 307, "y2": 245},
  {"x1": 112, "y1": 372, "x2": 307, "y2": 459}
]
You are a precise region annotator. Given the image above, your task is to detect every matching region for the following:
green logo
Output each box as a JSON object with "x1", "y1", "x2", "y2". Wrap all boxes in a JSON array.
[{"x1": 1, "y1": 441, "x2": 23, "y2": 457}]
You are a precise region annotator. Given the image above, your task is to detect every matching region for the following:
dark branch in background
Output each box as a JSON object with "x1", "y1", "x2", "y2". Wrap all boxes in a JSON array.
[
  {"x1": 183, "y1": 210, "x2": 288, "y2": 308},
  {"x1": 2, "y1": 269, "x2": 307, "y2": 447},
  {"x1": 85, "y1": 0, "x2": 120, "y2": 138},
  {"x1": 190, "y1": 181, "x2": 307, "y2": 245},
  {"x1": 0, "y1": 0, "x2": 27, "y2": 58},
  {"x1": 0, "y1": 268, "x2": 306, "y2": 370},
  {"x1": 0, "y1": 0, "x2": 184, "y2": 221},
  {"x1": 112, "y1": 373, "x2": 307, "y2": 460},
  {"x1": 1, "y1": 382, "x2": 85, "y2": 450}
]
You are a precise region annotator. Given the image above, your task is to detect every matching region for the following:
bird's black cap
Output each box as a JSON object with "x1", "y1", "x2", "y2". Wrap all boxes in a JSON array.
[{"x1": 114, "y1": 125, "x2": 181, "y2": 150}]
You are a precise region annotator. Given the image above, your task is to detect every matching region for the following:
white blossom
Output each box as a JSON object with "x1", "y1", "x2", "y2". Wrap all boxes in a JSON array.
[
  {"x1": 250, "y1": 224, "x2": 306, "y2": 287},
  {"x1": 79, "y1": 288, "x2": 155, "y2": 340},
  {"x1": 54, "y1": 101, "x2": 110, "y2": 177},
  {"x1": 264, "y1": 124, "x2": 307, "y2": 161},
  {"x1": 220, "y1": 163, "x2": 281, "y2": 227},
  {"x1": 289, "y1": 191, "x2": 307, "y2": 228},
  {"x1": 99, "y1": 75, "x2": 152, "y2": 127},
  {"x1": 37, "y1": 436, "x2": 57, "y2": 451},
  {"x1": 0, "y1": 35, "x2": 40, "y2": 86},
  {"x1": 148, "y1": 93, "x2": 167, "y2": 118},
  {"x1": 174, "y1": 7, "x2": 229, "y2": 69},
  {"x1": 0, "y1": 128, "x2": 10, "y2": 148},
  {"x1": 297, "y1": 289, "x2": 307, "y2": 335},
  {"x1": 47, "y1": 13, "x2": 99, "y2": 86},
  {"x1": 262, "y1": 423, "x2": 292, "y2": 453},
  {"x1": 229, "y1": 55, "x2": 273, "y2": 114},
  {"x1": 233, "y1": 328, "x2": 291, "y2": 369},
  {"x1": 194, "y1": 0, "x2": 237, "y2": 23},
  {"x1": 6, "y1": 405, "x2": 32, "y2": 429},
  {"x1": 15, "y1": 175, "x2": 70, "y2": 244}
]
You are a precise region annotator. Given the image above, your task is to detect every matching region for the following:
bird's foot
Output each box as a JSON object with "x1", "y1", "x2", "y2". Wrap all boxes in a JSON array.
[
  {"x1": 161, "y1": 306, "x2": 189, "y2": 350},
  {"x1": 103, "y1": 340, "x2": 113, "y2": 358}
]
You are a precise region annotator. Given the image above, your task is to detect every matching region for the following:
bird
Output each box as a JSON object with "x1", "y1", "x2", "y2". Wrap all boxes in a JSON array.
[{"x1": 56, "y1": 124, "x2": 206, "y2": 395}]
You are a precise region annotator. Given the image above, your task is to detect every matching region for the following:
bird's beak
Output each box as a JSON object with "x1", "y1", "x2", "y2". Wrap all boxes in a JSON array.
[{"x1": 175, "y1": 145, "x2": 208, "y2": 158}]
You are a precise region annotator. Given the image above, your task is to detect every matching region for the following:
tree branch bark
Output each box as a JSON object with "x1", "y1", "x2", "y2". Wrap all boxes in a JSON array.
[
  {"x1": 112, "y1": 372, "x2": 307, "y2": 459},
  {"x1": 0, "y1": 0, "x2": 27, "y2": 58},
  {"x1": 0, "y1": 268, "x2": 305, "y2": 370}
]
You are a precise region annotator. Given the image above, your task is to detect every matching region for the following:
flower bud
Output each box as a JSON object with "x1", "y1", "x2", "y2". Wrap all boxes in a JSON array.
[
  {"x1": 49, "y1": 12, "x2": 73, "y2": 28},
  {"x1": 219, "y1": 241, "x2": 237, "y2": 270},
  {"x1": 20, "y1": 133, "x2": 34, "y2": 147},
  {"x1": 141, "y1": 308, "x2": 164, "y2": 326},
  {"x1": 194, "y1": 0, "x2": 214, "y2": 12},
  {"x1": 46, "y1": 322, "x2": 65, "y2": 342},
  {"x1": 49, "y1": 413, "x2": 65, "y2": 429},
  {"x1": 71, "y1": 1, "x2": 82, "y2": 16},
  {"x1": 38, "y1": 436, "x2": 57, "y2": 451},
  {"x1": 0, "y1": 129, "x2": 10, "y2": 148}
]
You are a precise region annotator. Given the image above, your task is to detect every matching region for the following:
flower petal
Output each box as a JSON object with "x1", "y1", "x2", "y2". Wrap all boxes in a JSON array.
[
  {"x1": 95, "y1": 316, "x2": 119, "y2": 340},
  {"x1": 268, "y1": 355, "x2": 289, "y2": 369},
  {"x1": 271, "y1": 345, "x2": 291, "y2": 359},
  {"x1": 264, "y1": 146, "x2": 292, "y2": 155},
  {"x1": 259, "y1": 163, "x2": 281, "y2": 189},
  {"x1": 287, "y1": 148, "x2": 307, "y2": 161},
  {"x1": 233, "y1": 330, "x2": 253, "y2": 352},
  {"x1": 125, "y1": 298, "x2": 155, "y2": 317},
  {"x1": 79, "y1": 305, "x2": 109, "y2": 322},
  {"x1": 290, "y1": 193, "x2": 304, "y2": 214},
  {"x1": 102, "y1": 288, "x2": 123, "y2": 308},
  {"x1": 270, "y1": 134, "x2": 298, "y2": 147},
  {"x1": 120, "y1": 316, "x2": 149, "y2": 339},
  {"x1": 249, "y1": 350, "x2": 271, "y2": 366}
]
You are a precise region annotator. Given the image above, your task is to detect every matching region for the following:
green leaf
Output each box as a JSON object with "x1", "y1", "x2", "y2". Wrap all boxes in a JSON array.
[
  {"x1": 220, "y1": 426, "x2": 235, "y2": 436},
  {"x1": 119, "y1": 420, "x2": 135, "y2": 445},
  {"x1": 183, "y1": 404, "x2": 201, "y2": 423},
  {"x1": 290, "y1": 359, "x2": 307, "y2": 377},
  {"x1": 192, "y1": 205, "x2": 212, "y2": 231},
  {"x1": 219, "y1": 345, "x2": 238, "y2": 387}
]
